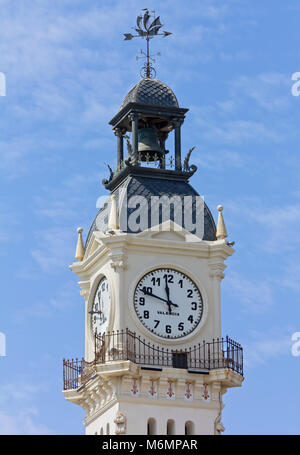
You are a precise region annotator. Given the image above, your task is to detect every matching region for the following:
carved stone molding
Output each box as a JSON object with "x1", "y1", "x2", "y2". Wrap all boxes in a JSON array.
[
  {"x1": 114, "y1": 410, "x2": 127, "y2": 435},
  {"x1": 81, "y1": 376, "x2": 114, "y2": 418},
  {"x1": 211, "y1": 382, "x2": 222, "y2": 401},
  {"x1": 109, "y1": 252, "x2": 127, "y2": 271},
  {"x1": 79, "y1": 281, "x2": 90, "y2": 301},
  {"x1": 214, "y1": 415, "x2": 225, "y2": 435},
  {"x1": 208, "y1": 263, "x2": 226, "y2": 280}
]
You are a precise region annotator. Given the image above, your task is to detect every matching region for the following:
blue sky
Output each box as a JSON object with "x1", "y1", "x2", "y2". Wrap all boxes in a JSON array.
[{"x1": 1, "y1": 0, "x2": 300, "y2": 434}]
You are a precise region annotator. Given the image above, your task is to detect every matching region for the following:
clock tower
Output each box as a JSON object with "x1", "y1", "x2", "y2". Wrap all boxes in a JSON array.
[{"x1": 62, "y1": 10, "x2": 243, "y2": 436}]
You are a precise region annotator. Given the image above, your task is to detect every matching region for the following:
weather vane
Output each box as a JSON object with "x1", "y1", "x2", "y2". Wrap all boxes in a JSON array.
[{"x1": 124, "y1": 8, "x2": 172, "y2": 78}]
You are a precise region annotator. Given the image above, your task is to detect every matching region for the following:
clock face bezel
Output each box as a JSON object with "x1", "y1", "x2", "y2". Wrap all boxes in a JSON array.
[
  {"x1": 88, "y1": 274, "x2": 113, "y2": 338},
  {"x1": 130, "y1": 264, "x2": 208, "y2": 344}
]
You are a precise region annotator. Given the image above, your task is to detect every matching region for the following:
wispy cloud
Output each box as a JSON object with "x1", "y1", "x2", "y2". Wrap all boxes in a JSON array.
[
  {"x1": 254, "y1": 203, "x2": 300, "y2": 253},
  {"x1": 225, "y1": 271, "x2": 274, "y2": 313},
  {"x1": 0, "y1": 409, "x2": 52, "y2": 435},
  {"x1": 229, "y1": 72, "x2": 291, "y2": 112},
  {"x1": 14, "y1": 281, "x2": 78, "y2": 323},
  {"x1": 279, "y1": 260, "x2": 300, "y2": 292},
  {"x1": 243, "y1": 328, "x2": 293, "y2": 369},
  {"x1": 31, "y1": 226, "x2": 75, "y2": 273},
  {"x1": 0, "y1": 382, "x2": 52, "y2": 435},
  {"x1": 224, "y1": 196, "x2": 300, "y2": 254},
  {"x1": 189, "y1": 70, "x2": 296, "y2": 155},
  {"x1": 193, "y1": 148, "x2": 246, "y2": 170}
]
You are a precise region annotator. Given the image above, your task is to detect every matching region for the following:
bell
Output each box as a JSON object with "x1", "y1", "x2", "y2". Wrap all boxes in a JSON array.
[{"x1": 137, "y1": 127, "x2": 163, "y2": 162}]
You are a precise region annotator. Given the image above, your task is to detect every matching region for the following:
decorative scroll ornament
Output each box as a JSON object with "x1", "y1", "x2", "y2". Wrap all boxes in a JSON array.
[
  {"x1": 183, "y1": 146, "x2": 194, "y2": 171},
  {"x1": 102, "y1": 163, "x2": 115, "y2": 186},
  {"x1": 183, "y1": 146, "x2": 198, "y2": 175},
  {"x1": 215, "y1": 413, "x2": 225, "y2": 435},
  {"x1": 125, "y1": 135, "x2": 133, "y2": 161}
]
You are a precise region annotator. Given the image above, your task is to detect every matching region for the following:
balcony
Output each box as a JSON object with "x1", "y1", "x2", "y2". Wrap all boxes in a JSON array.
[{"x1": 63, "y1": 328, "x2": 243, "y2": 391}]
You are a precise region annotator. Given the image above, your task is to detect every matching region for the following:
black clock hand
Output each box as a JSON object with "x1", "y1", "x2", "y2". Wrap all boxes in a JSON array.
[
  {"x1": 164, "y1": 276, "x2": 174, "y2": 314},
  {"x1": 89, "y1": 309, "x2": 103, "y2": 315},
  {"x1": 165, "y1": 281, "x2": 170, "y2": 301},
  {"x1": 141, "y1": 289, "x2": 178, "y2": 307},
  {"x1": 165, "y1": 288, "x2": 172, "y2": 314}
]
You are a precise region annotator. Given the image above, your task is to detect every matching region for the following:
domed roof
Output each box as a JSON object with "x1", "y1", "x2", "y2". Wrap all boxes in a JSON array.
[
  {"x1": 85, "y1": 175, "x2": 216, "y2": 247},
  {"x1": 120, "y1": 78, "x2": 179, "y2": 110}
]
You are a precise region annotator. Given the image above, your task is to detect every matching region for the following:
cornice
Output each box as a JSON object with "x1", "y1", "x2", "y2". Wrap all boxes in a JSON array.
[{"x1": 70, "y1": 232, "x2": 234, "y2": 280}]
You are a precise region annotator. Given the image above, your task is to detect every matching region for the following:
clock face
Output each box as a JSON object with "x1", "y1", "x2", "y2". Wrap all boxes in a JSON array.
[
  {"x1": 90, "y1": 276, "x2": 110, "y2": 335},
  {"x1": 134, "y1": 268, "x2": 203, "y2": 340}
]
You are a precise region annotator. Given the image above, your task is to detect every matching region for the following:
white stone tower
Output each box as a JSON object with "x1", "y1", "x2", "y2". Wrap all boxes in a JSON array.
[{"x1": 62, "y1": 10, "x2": 243, "y2": 436}]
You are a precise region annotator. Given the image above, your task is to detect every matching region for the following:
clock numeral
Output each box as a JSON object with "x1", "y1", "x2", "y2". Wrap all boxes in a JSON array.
[
  {"x1": 163, "y1": 274, "x2": 174, "y2": 283},
  {"x1": 187, "y1": 289, "x2": 193, "y2": 298},
  {"x1": 151, "y1": 277, "x2": 161, "y2": 286},
  {"x1": 178, "y1": 322, "x2": 184, "y2": 331},
  {"x1": 142, "y1": 286, "x2": 153, "y2": 295},
  {"x1": 135, "y1": 268, "x2": 203, "y2": 339},
  {"x1": 166, "y1": 325, "x2": 172, "y2": 334}
]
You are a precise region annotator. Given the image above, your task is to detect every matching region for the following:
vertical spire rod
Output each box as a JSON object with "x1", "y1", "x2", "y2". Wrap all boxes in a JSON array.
[{"x1": 146, "y1": 36, "x2": 150, "y2": 78}]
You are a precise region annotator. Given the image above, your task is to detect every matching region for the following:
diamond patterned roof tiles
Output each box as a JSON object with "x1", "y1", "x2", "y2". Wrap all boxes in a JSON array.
[
  {"x1": 85, "y1": 175, "x2": 216, "y2": 247},
  {"x1": 120, "y1": 78, "x2": 179, "y2": 110}
]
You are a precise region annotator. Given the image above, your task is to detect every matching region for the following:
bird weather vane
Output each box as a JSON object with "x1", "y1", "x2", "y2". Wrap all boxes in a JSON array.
[{"x1": 124, "y1": 8, "x2": 172, "y2": 78}]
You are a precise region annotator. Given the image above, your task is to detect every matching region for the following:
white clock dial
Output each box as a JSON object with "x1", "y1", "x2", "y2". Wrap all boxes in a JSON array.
[
  {"x1": 134, "y1": 268, "x2": 203, "y2": 340},
  {"x1": 90, "y1": 277, "x2": 110, "y2": 335}
]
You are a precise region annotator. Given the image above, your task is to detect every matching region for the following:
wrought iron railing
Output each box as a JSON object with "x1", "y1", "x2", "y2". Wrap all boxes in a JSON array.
[{"x1": 63, "y1": 329, "x2": 243, "y2": 390}]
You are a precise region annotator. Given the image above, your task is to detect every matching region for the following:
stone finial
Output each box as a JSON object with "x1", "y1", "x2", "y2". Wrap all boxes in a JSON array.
[
  {"x1": 216, "y1": 205, "x2": 228, "y2": 240},
  {"x1": 75, "y1": 227, "x2": 85, "y2": 261},
  {"x1": 108, "y1": 194, "x2": 119, "y2": 230}
]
